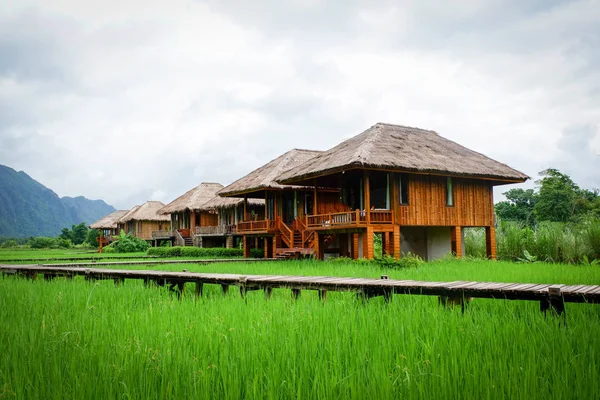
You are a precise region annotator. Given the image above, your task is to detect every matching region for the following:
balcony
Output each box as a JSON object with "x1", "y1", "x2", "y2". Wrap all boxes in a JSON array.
[
  {"x1": 195, "y1": 225, "x2": 237, "y2": 236},
  {"x1": 236, "y1": 219, "x2": 277, "y2": 234},
  {"x1": 151, "y1": 230, "x2": 173, "y2": 239},
  {"x1": 306, "y1": 210, "x2": 394, "y2": 229}
]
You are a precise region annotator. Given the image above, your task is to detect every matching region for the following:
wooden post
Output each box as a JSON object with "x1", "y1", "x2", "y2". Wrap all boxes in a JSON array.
[
  {"x1": 221, "y1": 284, "x2": 229, "y2": 295},
  {"x1": 244, "y1": 196, "x2": 248, "y2": 219},
  {"x1": 352, "y1": 233, "x2": 359, "y2": 259},
  {"x1": 264, "y1": 287, "x2": 273, "y2": 299},
  {"x1": 291, "y1": 289, "x2": 301, "y2": 300},
  {"x1": 486, "y1": 226, "x2": 496, "y2": 260},
  {"x1": 363, "y1": 226, "x2": 374, "y2": 259},
  {"x1": 313, "y1": 180, "x2": 318, "y2": 214},
  {"x1": 364, "y1": 171, "x2": 371, "y2": 224},
  {"x1": 195, "y1": 282, "x2": 203, "y2": 298},
  {"x1": 243, "y1": 236, "x2": 250, "y2": 258},
  {"x1": 451, "y1": 226, "x2": 462, "y2": 259},
  {"x1": 390, "y1": 226, "x2": 401, "y2": 259},
  {"x1": 318, "y1": 290, "x2": 327, "y2": 302},
  {"x1": 382, "y1": 232, "x2": 390, "y2": 256},
  {"x1": 314, "y1": 232, "x2": 320, "y2": 260}
]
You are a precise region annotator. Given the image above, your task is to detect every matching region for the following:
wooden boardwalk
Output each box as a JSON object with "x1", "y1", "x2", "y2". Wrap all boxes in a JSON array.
[{"x1": 2, "y1": 264, "x2": 599, "y2": 313}]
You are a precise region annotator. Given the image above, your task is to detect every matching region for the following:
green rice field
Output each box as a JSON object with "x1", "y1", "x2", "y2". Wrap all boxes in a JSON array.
[{"x1": 1, "y1": 254, "x2": 599, "y2": 399}]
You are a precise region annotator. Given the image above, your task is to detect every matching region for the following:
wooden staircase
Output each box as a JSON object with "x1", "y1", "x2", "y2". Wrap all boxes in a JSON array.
[{"x1": 183, "y1": 237, "x2": 194, "y2": 247}]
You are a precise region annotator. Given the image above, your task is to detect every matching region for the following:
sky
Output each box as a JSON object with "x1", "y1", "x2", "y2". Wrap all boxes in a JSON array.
[{"x1": 1, "y1": 0, "x2": 599, "y2": 210}]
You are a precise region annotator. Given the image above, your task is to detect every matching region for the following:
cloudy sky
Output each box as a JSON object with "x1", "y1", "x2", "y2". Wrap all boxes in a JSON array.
[{"x1": 1, "y1": 0, "x2": 599, "y2": 209}]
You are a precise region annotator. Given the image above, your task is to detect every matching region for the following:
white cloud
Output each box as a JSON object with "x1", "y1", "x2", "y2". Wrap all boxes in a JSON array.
[{"x1": 0, "y1": 0, "x2": 598, "y2": 209}]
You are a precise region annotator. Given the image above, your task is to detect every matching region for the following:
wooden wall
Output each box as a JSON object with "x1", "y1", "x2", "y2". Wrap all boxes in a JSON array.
[
  {"x1": 136, "y1": 220, "x2": 168, "y2": 240},
  {"x1": 393, "y1": 174, "x2": 494, "y2": 227},
  {"x1": 316, "y1": 192, "x2": 348, "y2": 215},
  {"x1": 199, "y1": 211, "x2": 218, "y2": 227}
]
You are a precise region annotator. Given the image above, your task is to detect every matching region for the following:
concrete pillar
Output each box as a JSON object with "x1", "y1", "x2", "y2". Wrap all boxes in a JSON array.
[
  {"x1": 451, "y1": 226, "x2": 462, "y2": 259},
  {"x1": 486, "y1": 226, "x2": 497, "y2": 260}
]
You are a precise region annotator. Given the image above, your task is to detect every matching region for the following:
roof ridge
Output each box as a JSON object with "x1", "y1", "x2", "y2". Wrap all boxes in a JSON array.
[{"x1": 376, "y1": 122, "x2": 438, "y2": 135}]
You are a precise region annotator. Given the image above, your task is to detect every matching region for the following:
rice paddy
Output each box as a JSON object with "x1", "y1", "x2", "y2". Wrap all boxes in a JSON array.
[{"x1": 1, "y1": 255, "x2": 599, "y2": 399}]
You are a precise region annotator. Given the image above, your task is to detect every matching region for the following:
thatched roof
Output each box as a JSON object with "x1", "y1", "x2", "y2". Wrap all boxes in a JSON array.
[
  {"x1": 158, "y1": 182, "x2": 224, "y2": 214},
  {"x1": 199, "y1": 196, "x2": 265, "y2": 211},
  {"x1": 218, "y1": 149, "x2": 323, "y2": 197},
  {"x1": 277, "y1": 123, "x2": 529, "y2": 184},
  {"x1": 89, "y1": 210, "x2": 129, "y2": 229},
  {"x1": 119, "y1": 201, "x2": 170, "y2": 223}
]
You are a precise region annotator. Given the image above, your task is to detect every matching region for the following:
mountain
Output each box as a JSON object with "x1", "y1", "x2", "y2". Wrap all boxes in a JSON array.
[{"x1": 0, "y1": 164, "x2": 116, "y2": 238}]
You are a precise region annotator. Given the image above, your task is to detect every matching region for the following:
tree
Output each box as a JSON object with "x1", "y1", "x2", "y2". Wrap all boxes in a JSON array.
[
  {"x1": 534, "y1": 169, "x2": 581, "y2": 223},
  {"x1": 86, "y1": 229, "x2": 99, "y2": 247},
  {"x1": 495, "y1": 188, "x2": 537, "y2": 226},
  {"x1": 71, "y1": 223, "x2": 89, "y2": 245},
  {"x1": 59, "y1": 227, "x2": 72, "y2": 241}
]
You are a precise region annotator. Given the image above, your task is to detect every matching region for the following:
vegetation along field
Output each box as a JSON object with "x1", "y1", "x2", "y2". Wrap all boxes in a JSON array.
[{"x1": 1, "y1": 255, "x2": 599, "y2": 399}]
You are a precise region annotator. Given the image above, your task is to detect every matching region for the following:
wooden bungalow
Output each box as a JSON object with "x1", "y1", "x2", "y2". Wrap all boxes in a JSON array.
[
  {"x1": 117, "y1": 201, "x2": 171, "y2": 244},
  {"x1": 157, "y1": 182, "x2": 225, "y2": 247},
  {"x1": 276, "y1": 123, "x2": 528, "y2": 260},
  {"x1": 89, "y1": 210, "x2": 128, "y2": 249},
  {"x1": 218, "y1": 149, "x2": 346, "y2": 258},
  {"x1": 196, "y1": 196, "x2": 265, "y2": 248}
]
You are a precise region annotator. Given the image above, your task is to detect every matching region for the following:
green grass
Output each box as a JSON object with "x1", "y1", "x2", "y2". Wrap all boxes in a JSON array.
[{"x1": 1, "y1": 259, "x2": 600, "y2": 399}]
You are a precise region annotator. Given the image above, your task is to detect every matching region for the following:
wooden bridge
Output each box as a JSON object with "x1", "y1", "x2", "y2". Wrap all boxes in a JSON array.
[{"x1": 2, "y1": 264, "x2": 599, "y2": 314}]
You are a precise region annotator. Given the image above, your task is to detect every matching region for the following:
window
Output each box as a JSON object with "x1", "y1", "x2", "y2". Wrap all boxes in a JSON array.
[
  {"x1": 399, "y1": 174, "x2": 409, "y2": 205},
  {"x1": 446, "y1": 177, "x2": 454, "y2": 206}
]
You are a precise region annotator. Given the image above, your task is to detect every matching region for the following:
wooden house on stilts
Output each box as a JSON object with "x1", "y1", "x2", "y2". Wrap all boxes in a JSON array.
[
  {"x1": 117, "y1": 201, "x2": 171, "y2": 244},
  {"x1": 89, "y1": 210, "x2": 128, "y2": 249},
  {"x1": 276, "y1": 123, "x2": 529, "y2": 260},
  {"x1": 218, "y1": 149, "x2": 347, "y2": 259},
  {"x1": 156, "y1": 183, "x2": 223, "y2": 247}
]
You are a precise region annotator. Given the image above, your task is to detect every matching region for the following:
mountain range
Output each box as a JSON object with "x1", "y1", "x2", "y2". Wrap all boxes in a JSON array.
[{"x1": 0, "y1": 164, "x2": 116, "y2": 238}]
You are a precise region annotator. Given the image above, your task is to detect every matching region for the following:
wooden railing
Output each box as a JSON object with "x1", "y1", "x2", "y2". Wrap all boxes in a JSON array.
[
  {"x1": 151, "y1": 230, "x2": 172, "y2": 239},
  {"x1": 173, "y1": 229, "x2": 185, "y2": 247},
  {"x1": 296, "y1": 218, "x2": 315, "y2": 248},
  {"x1": 277, "y1": 218, "x2": 293, "y2": 248},
  {"x1": 306, "y1": 210, "x2": 394, "y2": 228},
  {"x1": 237, "y1": 219, "x2": 276, "y2": 233},
  {"x1": 195, "y1": 225, "x2": 236, "y2": 235},
  {"x1": 178, "y1": 228, "x2": 191, "y2": 238}
]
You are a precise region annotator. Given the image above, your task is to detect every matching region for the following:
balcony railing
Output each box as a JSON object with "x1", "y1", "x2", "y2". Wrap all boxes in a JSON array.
[
  {"x1": 237, "y1": 219, "x2": 276, "y2": 233},
  {"x1": 306, "y1": 210, "x2": 393, "y2": 228},
  {"x1": 152, "y1": 230, "x2": 172, "y2": 239},
  {"x1": 195, "y1": 225, "x2": 236, "y2": 235}
]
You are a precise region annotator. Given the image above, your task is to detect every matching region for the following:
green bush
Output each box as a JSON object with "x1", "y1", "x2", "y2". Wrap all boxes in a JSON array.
[
  {"x1": 56, "y1": 238, "x2": 73, "y2": 249},
  {"x1": 147, "y1": 246, "x2": 243, "y2": 258},
  {"x1": 109, "y1": 231, "x2": 150, "y2": 253},
  {"x1": 0, "y1": 240, "x2": 17, "y2": 248},
  {"x1": 250, "y1": 248, "x2": 264, "y2": 258},
  {"x1": 28, "y1": 237, "x2": 57, "y2": 249}
]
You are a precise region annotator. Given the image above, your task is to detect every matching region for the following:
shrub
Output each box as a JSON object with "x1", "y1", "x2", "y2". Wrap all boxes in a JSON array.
[
  {"x1": 0, "y1": 240, "x2": 17, "y2": 248},
  {"x1": 56, "y1": 238, "x2": 73, "y2": 249},
  {"x1": 28, "y1": 237, "x2": 57, "y2": 249},
  {"x1": 250, "y1": 248, "x2": 264, "y2": 259},
  {"x1": 147, "y1": 246, "x2": 243, "y2": 258},
  {"x1": 109, "y1": 231, "x2": 150, "y2": 253}
]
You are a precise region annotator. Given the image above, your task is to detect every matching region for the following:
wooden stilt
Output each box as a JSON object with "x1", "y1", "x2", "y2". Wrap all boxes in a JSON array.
[
  {"x1": 318, "y1": 290, "x2": 327, "y2": 302},
  {"x1": 264, "y1": 287, "x2": 273, "y2": 299},
  {"x1": 291, "y1": 288, "x2": 301, "y2": 300},
  {"x1": 195, "y1": 282, "x2": 203, "y2": 298}
]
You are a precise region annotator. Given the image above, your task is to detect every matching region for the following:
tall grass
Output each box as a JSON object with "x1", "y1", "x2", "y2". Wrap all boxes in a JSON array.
[
  {"x1": 465, "y1": 219, "x2": 600, "y2": 263},
  {"x1": 1, "y1": 270, "x2": 599, "y2": 400}
]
